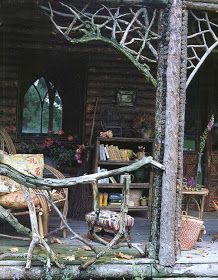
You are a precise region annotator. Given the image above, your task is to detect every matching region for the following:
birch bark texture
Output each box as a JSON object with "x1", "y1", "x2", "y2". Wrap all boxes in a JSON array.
[{"x1": 159, "y1": 0, "x2": 182, "y2": 266}]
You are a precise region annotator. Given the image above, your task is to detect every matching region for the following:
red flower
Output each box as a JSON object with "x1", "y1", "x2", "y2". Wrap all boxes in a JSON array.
[
  {"x1": 67, "y1": 135, "x2": 74, "y2": 142},
  {"x1": 57, "y1": 129, "x2": 64, "y2": 136},
  {"x1": 43, "y1": 137, "x2": 54, "y2": 148}
]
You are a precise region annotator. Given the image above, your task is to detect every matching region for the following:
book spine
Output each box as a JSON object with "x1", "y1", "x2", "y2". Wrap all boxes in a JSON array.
[
  {"x1": 99, "y1": 144, "x2": 106, "y2": 160},
  {"x1": 104, "y1": 145, "x2": 110, "y2": 160}
]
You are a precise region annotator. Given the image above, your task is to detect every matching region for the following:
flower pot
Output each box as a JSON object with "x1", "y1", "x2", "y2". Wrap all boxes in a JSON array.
[
  {"x1": 141, "y1": 129, "x2": 152, "y2": 139},
  {"x1": 140, "y1": 197, "x2": 148, "y2": 206}
]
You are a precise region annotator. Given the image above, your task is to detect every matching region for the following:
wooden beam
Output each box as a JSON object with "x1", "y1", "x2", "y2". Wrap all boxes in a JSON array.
[
  {"x1": 159, "y1": 0, "x2": 182, "y2": 266},
  {"x1": 94, "y1": 0, "x2": 169, "y2": 6},
  {"x1": 184, "y1": 1, "x2": 218, "y2": 10}
]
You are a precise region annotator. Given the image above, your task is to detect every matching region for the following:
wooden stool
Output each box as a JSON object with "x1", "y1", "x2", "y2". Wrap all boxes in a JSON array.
[{"x1": 85, "y1": 210, "x2": 134, "y2": 240}]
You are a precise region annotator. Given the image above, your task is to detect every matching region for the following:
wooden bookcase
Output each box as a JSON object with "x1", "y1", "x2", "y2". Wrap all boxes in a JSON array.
[{"x1": 93, "y1": 137, "x2": 154, "y2": 214}]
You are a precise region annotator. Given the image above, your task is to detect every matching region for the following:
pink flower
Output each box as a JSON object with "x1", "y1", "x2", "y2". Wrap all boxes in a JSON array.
[
  {"x1": 67, "y1": 135, "x2": 74, "y2": 142},
  {"x1": 207, "y1": 115, "x2": 214, "y2": 131},
  {"x1": 187, "y1": 177, "x2": 195, "y2": 187},
  {"x1": 43, "y1": 137, "x2": 54, "y2": 148},
  {"x1": 57, "y1": 129, "x2": 64, "y2": 136}
]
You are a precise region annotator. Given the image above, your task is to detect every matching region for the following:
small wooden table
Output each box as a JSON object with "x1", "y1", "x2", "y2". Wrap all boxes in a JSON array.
[{"x1": 182, "y1": 188, "x2": 209, "y2": 220}]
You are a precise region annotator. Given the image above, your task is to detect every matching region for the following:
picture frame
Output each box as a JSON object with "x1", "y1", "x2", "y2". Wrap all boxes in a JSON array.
[{"x1": 116, "y1": 90, "x2": 136, "y2": 107}]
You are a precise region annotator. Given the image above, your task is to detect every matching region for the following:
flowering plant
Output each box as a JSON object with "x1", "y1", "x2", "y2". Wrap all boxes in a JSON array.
[
  {"x1": 42, "y1": 129, "x2": 85, "y2": 168},
  {"x1": 196, "y1": 115, "x2": 214, "y2": 189},
  {"x1": 183, "y1": 177, "x2": 196, "y2": 190}
]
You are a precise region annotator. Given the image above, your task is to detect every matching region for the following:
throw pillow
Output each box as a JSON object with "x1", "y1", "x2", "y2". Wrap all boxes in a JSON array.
[{"x1": 0, "y1": 152, "x2": 44, "y2": 195}]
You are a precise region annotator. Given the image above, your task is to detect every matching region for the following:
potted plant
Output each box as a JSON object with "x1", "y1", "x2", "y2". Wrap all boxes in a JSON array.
[{"x1": 42, "y1": 129, "x2": 86, "y2": 171}]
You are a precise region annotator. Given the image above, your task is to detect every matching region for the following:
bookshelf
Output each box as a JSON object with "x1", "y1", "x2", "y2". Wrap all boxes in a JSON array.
[{"x1": 93, "y1": 137, "x2": 154, "y2": 214}]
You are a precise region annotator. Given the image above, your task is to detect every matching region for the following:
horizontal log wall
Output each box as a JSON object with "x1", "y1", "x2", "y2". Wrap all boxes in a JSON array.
[
  {"x1": 0, "y1": 2, "x2": 157, "y2": 144},
  {"x1": 85, "y1": 53, "x2": 156, "y2": 141}
]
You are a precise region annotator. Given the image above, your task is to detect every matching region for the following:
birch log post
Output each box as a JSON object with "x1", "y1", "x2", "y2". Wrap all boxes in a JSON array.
[{"x1": 159, "y1": 0, "x2": 182, "y2": 266}]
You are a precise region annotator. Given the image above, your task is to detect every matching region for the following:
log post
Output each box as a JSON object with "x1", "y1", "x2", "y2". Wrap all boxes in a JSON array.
[
  {"x1": 175, "y1": 7, "x2": 189, "y2": 256},
  {"x1": 149, "y1": 7, "x2": 170, "y2": 259},
  {"x1": 158, "y1": 0, "x2": 182, "y2": 266}
]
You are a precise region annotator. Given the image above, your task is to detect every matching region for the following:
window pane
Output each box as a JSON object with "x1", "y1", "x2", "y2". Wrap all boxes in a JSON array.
[
  {"x1": 53, "y1": 92, "x2": 62, "y2": 132},
  {"x1": 22, "y1": 85, "x2": 41, "y2": 133},
  {"x1": 42, "y1": 94, "x2": 49, "y2": 133},
  {"x1": 35, "y1": 77, "x2": 47, "y2": 101}
]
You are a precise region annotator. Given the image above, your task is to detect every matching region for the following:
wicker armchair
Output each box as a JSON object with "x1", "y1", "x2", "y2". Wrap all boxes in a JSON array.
[{"x1": 0, "y1": 127, "x2": 68, "y2": 238}]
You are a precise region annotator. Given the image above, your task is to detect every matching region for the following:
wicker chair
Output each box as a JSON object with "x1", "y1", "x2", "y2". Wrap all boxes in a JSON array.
[{"x1": 0, "y1": 127, "x2": 68, "y2": 238}]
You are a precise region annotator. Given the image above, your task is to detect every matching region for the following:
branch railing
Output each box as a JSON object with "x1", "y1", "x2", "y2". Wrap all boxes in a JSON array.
[{"x1": 0, "y1": 154, "x2": 164, "y2": 270}]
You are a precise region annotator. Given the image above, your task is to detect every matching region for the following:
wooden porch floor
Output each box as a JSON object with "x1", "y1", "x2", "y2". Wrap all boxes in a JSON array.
[{"x1": 1, "y1": 211, "x2": 218, "y2": 279}]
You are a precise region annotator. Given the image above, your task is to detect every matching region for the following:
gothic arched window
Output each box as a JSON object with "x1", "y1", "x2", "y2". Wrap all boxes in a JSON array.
[{"x1": 22, "y1": 77, "x2": 62, "y2": 134}]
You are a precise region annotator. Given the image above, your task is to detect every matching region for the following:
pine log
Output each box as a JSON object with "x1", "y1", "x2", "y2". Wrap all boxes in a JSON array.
[
  {"x1": 184, "y1": 1, "x2": 218, "y2": 10},
  {"x1": 159, "y1": 0, "x2": 182, "y2": 267}
]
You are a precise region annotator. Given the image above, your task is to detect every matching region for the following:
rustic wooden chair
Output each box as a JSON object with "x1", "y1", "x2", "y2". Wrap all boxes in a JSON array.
[
  {"x1": 0, "y1": 127, "x2": 68, "y2": 238},
  {"x1": 85, "y1": 174, "x2": 134, "y2": 245}
]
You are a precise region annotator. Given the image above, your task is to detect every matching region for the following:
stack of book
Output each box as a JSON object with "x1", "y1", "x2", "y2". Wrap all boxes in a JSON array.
[
  {"x1": 99, "y1": 144, "x2": 133, "y2": 161},
  {"x1": 108, "y1": 193, "x2": 122, "y2": 206}
]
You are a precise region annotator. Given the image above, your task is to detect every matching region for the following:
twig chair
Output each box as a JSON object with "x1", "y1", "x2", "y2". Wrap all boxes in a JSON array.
[
  {"x1": 0, "y1": 127, "x2": 68, "y2": 238},
  {"x1": 85, "y1": 174, "x2": 134, "y2": 245}
]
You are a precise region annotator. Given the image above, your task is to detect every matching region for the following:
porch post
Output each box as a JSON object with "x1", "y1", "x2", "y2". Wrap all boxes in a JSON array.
[{"x1": 158, "y1": 0, "x2": 183, "y2": 266}]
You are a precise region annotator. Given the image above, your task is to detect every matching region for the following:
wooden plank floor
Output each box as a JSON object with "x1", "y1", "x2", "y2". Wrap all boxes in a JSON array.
[
  {"x1": 1, "y1": 212, "x2": 218, "y2": 278},
  {"x1": 1, "y1": 211, "x2": 218, "y2": 263}
]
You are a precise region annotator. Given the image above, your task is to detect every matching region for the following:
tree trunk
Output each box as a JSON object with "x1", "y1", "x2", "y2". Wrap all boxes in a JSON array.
[{"x1": 159, "y1": 0, "x2": 182, "y2": 266}]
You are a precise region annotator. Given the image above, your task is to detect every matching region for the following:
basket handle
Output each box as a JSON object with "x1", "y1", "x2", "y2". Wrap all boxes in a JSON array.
[{"x1": 185, "y1": 196, "x2": 201, "y2": 219}]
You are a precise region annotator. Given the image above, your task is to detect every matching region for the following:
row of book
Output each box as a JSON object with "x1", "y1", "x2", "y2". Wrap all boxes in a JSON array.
[{"x1": 99, "y1": 144, "x2": 132, "y2": 161}]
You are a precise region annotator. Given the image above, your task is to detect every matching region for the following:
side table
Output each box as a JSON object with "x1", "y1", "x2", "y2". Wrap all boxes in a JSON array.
[{"x1": 182, "y1": 188, "x2": 209, "y2": 219}]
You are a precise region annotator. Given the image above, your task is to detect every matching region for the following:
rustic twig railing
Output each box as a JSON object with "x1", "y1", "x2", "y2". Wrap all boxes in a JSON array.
[
  {"x1": 0, "y1": 154, "x2": 164, "y2": 269},
  {"x1": 40, "y1": 3, "x2": 160, "y2": 86}
]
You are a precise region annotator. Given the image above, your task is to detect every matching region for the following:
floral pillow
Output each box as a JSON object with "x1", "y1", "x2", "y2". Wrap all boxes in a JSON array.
[{"x1": 0, "y1": 153, "x2": 44, "y2": 195}]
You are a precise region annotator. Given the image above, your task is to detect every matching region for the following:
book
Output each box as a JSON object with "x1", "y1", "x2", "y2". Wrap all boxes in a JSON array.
[
  {"x1": 114, "y1": 146, "x2": 122, "y2": 161},
  {"x1": 109, "y1": 202, "x2": 121, "y2": 206},
  {"x1": 99, "y1": 144, "x2": 106, "y2": 160},
  {"x1": 119, "y1": 149, "x2": 129, "y2": 161},
  {"x1": 104, "y1": 145, "x2": 110, "y2": 159},
  {"x1": 109, "y1": 176, "x2": 117, "y2": 184},
  {"x1": 97, "y1": 167, "x2": 109, "y2": 183}
]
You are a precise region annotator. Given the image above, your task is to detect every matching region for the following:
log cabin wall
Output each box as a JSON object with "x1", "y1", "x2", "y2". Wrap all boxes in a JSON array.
[
  {"x1": 0, "y1": 1, "x2": 156, "y2": 219},
  {"x1": 0, "y1": 2, "x2": 156, "y2": 145},
  {"x1": 85, "y1": 52, "x2": 156, "y2": 142}
]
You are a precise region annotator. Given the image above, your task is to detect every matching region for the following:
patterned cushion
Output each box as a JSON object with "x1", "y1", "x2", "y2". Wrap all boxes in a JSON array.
[
  {"x1": 0, "y1": 153, "x2": 44, "y2": 195},
  {"x1": 85, "y1": 210, "x2": 134, "y2": 232},
  {"x1": 0, "y1": 190, "x2": 40, "y2": 209}
]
